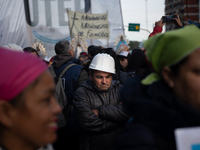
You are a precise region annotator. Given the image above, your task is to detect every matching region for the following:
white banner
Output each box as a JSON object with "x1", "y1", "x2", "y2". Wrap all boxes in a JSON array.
[
  {"x1": 0, "y1": 0, "x2": 124, "y2": 57},
  {"x1": 0, "y1": 0, "x2": 32, "y2": 48},
  {"x1": 67, "y1": 10, "x2": 109, "y2": 39}
]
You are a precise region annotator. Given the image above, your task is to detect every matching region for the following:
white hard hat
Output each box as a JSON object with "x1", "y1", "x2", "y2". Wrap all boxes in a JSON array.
[
  {"x1": 3, "y1": 43, "x2": 23, "y2": 52},
  {"x1": 89, "y1": 53, "x2": 115, "y2": 74}
]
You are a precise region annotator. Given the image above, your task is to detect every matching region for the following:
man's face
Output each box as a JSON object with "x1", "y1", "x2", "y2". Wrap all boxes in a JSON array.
[{"x1": 90, "y1": 70, "x2": 112, "y2": 91}]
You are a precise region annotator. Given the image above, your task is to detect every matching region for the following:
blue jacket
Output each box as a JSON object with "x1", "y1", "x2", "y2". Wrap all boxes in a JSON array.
[
  {"x1": 53, "y1": 54, "x2": 88, "y2": 105},
  {"x1": 53, "y1": 54, "x2": 88, "y2": 134}
]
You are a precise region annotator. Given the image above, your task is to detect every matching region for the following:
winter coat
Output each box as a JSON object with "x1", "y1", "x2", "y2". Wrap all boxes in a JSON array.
[
  {"x1": 74, "y1": 79, "x2": 129, "y2": 150},
  {"x1": 52, "y1": 54, "x2": 88, "y2": 150},
  {"x1": 120, "y1": 71, "x2": 134, "y2": 85},
  {"x1": 117, "y1": 75, "x2": 200, "y2": 150},
  {"x1": 53, "y1": 54, "x2": 88, "y2": 105}
]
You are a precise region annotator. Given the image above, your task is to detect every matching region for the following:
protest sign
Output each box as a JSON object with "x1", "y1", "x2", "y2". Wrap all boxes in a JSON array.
[
  {"x1": 0, "y1": 0, "x2": 124, "y2": 57},
  {"x1": 67, "y1": 9, "x2": 110, "y2": 39}
]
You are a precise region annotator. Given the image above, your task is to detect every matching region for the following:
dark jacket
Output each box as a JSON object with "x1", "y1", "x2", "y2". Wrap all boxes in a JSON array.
[
  {"x1": 74, "y1": 79, "x2": 129, "y2": 150},
  {"x1": 53, "y1": 54, "x2": 88, "y2": 132},
  {"x1": 120, "y1": 71, "x2": 134, "y2": 85},
  {"x1": 117, "y1": 75, "x2": 200, "y2": 150},
  {"x1": 53, "y1": 54, "x2": 88, "y2": 105}
]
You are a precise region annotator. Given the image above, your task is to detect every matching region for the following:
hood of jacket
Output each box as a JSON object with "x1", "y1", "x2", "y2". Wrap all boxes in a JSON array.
[{"x1": 53, "y1": 54, "x2": 73, "y2": 68}]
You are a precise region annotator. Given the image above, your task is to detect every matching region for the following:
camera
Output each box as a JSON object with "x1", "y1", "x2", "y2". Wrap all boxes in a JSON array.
[{"x1": 162, "y1": 15, "x2": 178, "y2": 23}]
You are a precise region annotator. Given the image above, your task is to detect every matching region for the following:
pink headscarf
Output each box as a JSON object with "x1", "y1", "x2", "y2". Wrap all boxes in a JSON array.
[{"x1": 0, "y1": 47, "x2": 48, "y2": 101}]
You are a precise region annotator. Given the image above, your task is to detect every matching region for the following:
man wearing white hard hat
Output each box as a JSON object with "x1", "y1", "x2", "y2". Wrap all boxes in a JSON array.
[{"x1": 74, "y1": 53, "x2": 129, "y2": 150}]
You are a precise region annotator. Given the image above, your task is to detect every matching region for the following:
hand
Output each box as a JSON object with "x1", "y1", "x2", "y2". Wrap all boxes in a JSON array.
[
  {"x1": 92, "y1": 109, "x2": 99, "y2": 116},
  {"x1": 173, "y1": 14, "x2": 183, "y2": 27},
  {"x1": 155, "y1": 19, "x2": 165, "y2": 27}
]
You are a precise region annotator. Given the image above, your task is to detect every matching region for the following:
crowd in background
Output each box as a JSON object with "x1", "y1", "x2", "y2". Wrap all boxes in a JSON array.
[{"x1": 1, "y1": 14, "x2": 200, "y2": 150}]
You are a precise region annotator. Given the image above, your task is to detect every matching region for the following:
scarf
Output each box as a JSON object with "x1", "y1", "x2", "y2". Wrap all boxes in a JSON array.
[{"x1": 142, "y1": 25, "x2": 200, "y2": 85}]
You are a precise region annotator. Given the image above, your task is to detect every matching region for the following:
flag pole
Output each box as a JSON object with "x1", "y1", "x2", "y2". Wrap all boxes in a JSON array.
[
  {"x1": 66, "y1": 8, "x2": 72, "y2": 39},
  {"x1": 90, "y1": 0, "x2": 93, "y2": 45}
]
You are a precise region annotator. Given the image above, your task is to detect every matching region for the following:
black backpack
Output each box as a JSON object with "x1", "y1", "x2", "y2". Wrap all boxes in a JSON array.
[{"x1": 49, "y1": 63, "x2": 76, "y2": 128}]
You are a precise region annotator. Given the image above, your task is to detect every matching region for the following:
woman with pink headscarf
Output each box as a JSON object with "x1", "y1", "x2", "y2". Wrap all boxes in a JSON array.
[{"x1": 0, "y1": 47, "x2": 61, "y2": 150}]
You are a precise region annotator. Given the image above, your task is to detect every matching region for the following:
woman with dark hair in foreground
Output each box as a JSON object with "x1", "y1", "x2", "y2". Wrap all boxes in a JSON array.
[{"x1": 0, "y1": 47, "x2": 61, "y2": 150}]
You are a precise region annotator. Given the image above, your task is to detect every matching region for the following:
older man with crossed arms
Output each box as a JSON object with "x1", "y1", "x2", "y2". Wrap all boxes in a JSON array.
[{"x1": 74, "y1": 52, "x2": 129, "y2": 150}]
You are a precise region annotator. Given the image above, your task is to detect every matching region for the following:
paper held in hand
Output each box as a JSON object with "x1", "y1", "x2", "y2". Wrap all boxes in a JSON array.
[{"x1": 175, "y1": 127, "x2": 200, "y2": 150}]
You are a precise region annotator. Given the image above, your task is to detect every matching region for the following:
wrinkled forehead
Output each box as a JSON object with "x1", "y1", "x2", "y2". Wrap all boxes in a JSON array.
[{"x1": 92, "y1": 69, "x2": 113, "y2": 76}]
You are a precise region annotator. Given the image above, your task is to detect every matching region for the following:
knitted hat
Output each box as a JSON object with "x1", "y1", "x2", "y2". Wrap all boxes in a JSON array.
[
  {"x1": 0, "y1": 47, "x2": 48, "y2": 101},
  {"x1": 142, "y1": 25, "x2": 200, "y2": 85}
]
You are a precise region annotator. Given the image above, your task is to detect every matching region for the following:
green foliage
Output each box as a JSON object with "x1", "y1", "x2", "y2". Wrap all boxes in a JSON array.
[{"x1": 128, "y1": 41, "x2": 140, "y2": 50}]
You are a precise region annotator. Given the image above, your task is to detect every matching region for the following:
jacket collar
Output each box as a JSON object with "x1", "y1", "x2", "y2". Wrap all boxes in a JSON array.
[
  {"x1": 89, "y1": 78, "x2": 114, "y2": 93},
  {"x1": 83, "y1": 78, "x2": 120, "y2": 93},
  {"x1": 53, "y1": 54, "x2": 73, "y2": 68}
]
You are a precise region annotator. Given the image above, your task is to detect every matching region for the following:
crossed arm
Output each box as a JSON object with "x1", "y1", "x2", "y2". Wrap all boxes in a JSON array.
[{"x1": 73, "y1": 88, "x2": 129, "y2": 133}]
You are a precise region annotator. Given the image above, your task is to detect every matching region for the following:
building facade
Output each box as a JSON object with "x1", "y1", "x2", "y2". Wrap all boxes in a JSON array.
[{"x1": 165, "y1": 0, "x2": 199, "y2": 31}]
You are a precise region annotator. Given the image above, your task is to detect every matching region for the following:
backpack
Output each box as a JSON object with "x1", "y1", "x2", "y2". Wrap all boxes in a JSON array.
[{"x1": 49, "y1": 63, "x2": 76, "y2": 128}]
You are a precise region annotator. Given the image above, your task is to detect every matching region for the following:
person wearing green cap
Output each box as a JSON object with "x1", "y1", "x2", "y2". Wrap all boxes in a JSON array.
[{"x1": 116, "y1": 25, "x2": 200, "y2": 150}]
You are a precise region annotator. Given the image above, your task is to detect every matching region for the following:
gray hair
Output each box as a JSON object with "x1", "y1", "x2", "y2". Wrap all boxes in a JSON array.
[
  {"x1": 116, "y1": 44, "x2": 129, "y2": 55},
  {"x1": 54, "y1": 40, "x2": 72, "y2": 55}
]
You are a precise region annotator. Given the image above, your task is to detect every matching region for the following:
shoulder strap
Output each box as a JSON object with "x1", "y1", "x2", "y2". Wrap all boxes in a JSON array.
[{"x1": 59, "y1": 63, "x2": 77, "y2": 78}]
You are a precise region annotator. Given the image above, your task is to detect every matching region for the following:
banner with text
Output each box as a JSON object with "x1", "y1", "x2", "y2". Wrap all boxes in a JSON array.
[
  {"x1": 67, "y1": 10, "x2": 110, "y2": 39},
  {"x1": 0, "y1": 0, "x2": 124, "y2": 57}
]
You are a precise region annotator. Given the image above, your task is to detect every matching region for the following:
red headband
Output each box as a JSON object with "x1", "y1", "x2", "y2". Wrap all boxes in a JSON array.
[{"x1": 0, "y1": 47, "x2": 48, "y2": 101}]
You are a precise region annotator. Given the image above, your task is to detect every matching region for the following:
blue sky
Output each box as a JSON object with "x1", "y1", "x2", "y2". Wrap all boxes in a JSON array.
[{"x1": 121, "y1": 0, "x2": 165, "y2": 42}]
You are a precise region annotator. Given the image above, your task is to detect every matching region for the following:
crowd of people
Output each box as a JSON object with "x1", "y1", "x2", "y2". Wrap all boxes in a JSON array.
[{"x1": 1, "y1": 15, "x2": 200, "y2": 150}]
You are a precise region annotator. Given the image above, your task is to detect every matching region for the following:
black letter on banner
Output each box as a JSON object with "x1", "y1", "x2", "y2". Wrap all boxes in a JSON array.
[
  {"x1": 74, "y1": 0, "x2": 90, "y2": 13},
  {"x1": 58, "y1": 0, "x2": 69, "y2": 26},
  {"x1": 78, "y1": 32, "x2": 84, "y2": 36},
  {"x1": 84, "y1": 0, "x2": 91, "y2": 13},
  {"x1": 70, "y1": 13, "x2": 78, "y2": 37},
  {"x1": 44, "y1": 0, "x2": 54, "y2": 26},
  {"x1": 24, "y1": 0, "x2": 39, "y2": 27}
]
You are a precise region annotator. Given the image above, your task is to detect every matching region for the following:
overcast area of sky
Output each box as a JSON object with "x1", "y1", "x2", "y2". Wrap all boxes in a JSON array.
[{"x1": 121, "y1": 0, "x2": 165, "y2": 42}]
